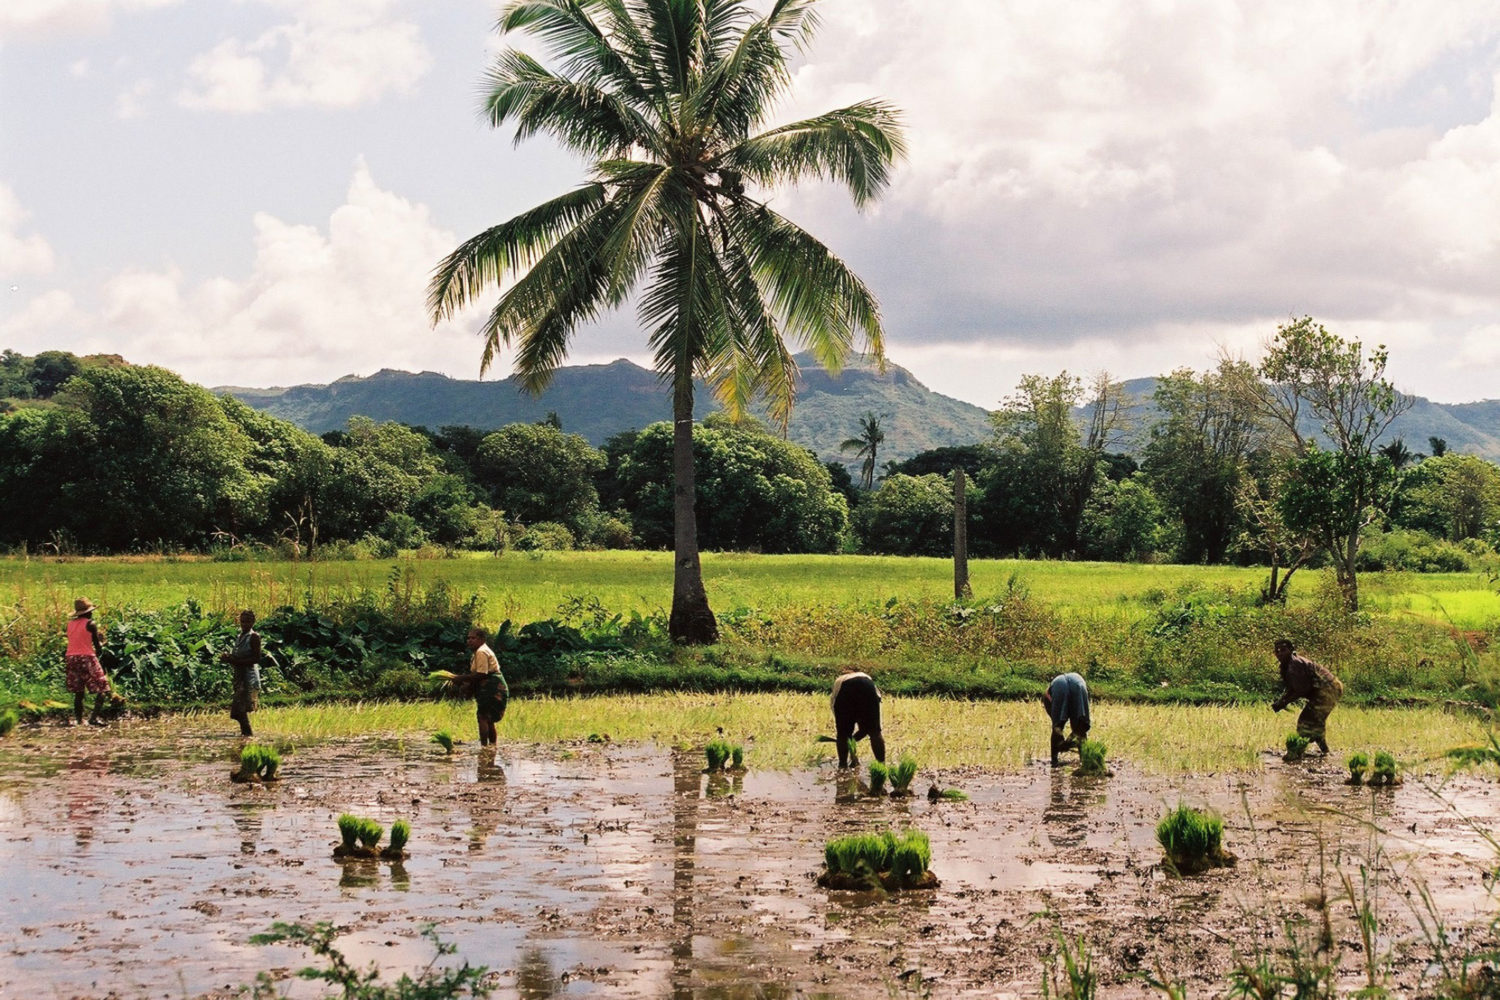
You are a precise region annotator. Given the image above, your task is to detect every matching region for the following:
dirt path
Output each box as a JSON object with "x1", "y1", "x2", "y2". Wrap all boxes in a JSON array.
[{"x1": 1, "y1": 725, "x2": 1495, "y2": 999}]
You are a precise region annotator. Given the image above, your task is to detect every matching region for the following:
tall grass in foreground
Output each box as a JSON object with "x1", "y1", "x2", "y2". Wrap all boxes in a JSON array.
[{"x1": 148, "y1": 694, "x2": 1485, "y2": 774}]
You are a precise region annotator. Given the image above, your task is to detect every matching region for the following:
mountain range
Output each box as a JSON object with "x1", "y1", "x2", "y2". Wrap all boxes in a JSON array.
[{"x1": 223, "y1": 357, "x2": 1500, "y2": 467}]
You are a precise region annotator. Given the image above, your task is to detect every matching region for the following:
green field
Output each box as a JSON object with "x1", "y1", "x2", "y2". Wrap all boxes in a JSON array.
[{"x1": 5, "y1": 551, "x2": 1498, "y2": 628}]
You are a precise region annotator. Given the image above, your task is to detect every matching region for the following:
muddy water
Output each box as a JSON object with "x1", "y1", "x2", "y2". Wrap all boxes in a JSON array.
[{"x1": 1, "y1": 728, "x2": 1496, "y2": 999}]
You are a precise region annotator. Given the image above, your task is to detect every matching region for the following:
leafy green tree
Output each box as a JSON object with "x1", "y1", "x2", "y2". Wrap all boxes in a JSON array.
[
  {"x1": 56, "y1": 364, "x2": 260, "y2": 549},
  {"x1": 472, "y1": 423, "x2": 605, "y2": 532},
  {"x1": 0, "y1": 405, "x2": 90, "y2": 545},
  {"x1": 28, "y1": 350, "x2": 83, "y2": 398},
  {"x1": 618, "y1": 418, "x2": 847, "y2": 554},
  {"x1": 426, "y1": 0, "x2": 904, "y2": 643},
  {"x1": 840, "y1": 412, "x2": 885, "y2": 490},
  {"x1": 886, "y1": 444, "x2": 988, "y2": 481},
  {"x1": 1396, "y1": 454, "x2": 1500, "y2": 541},
  {"x1": 1235, "y1": 317, "x2": 1412, "y2": 609},
  {"x1": 854, "y1": 473, "x2": 953, "y2": 556},
  {"x1": 1080, "y1": 473, "x2": 1170, "y2": 561},
  {"x1": 0, "y1": 350, "x2": 34, "y2": 400},
  {"x1": 1142, "y1": 362, "x2": 1263, "y2": 563},
  {"x1": 980, "y1": 372, "x2": 1122, "y2": 557}
]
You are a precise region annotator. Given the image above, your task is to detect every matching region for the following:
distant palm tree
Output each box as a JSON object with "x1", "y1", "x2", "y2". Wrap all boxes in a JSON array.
[
  {"x1": 841, "y1": 412, "x2": 885, "y2": 490},
  {"x1": 1379, "y1": 438, "x2": 1414, "y2": 470},
  {"x1": 1428, "y1": 436, "x2": 1448, "y2": 458},
  {"x1": 428, "y1": 0, "x2": 904, "y2": 644}
]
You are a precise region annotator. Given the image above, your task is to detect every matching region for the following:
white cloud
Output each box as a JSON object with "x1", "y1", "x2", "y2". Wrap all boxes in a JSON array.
[
  {"x1": 0, "y1": 0, "x2": 177, "y2": 40},
  {"x1": 3, "y1": 163, "x2": 487, "y2": 387},
  {"x1": 113, "y1": 77, "x2": 153, "y2": 119},
  {"x1": 768, "y1": 0, "x2": 1500, "y2": 400},
  {"x1": 176, "y1": 0, "x2": 430, "y2": 113},
  {"x1": 0, "y1": 183, "x2": 55, "y2": 276}
]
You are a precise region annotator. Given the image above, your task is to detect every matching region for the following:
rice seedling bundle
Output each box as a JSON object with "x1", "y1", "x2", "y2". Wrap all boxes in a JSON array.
[
  {"x1": 821, "y1": 828, "x2": 936, "y2": 890},
  {"x1": 1284, "y1": 734, "x2": 1310, "y2": 760},
  {"x1": 356, "y1": 819, "x2": 384, "y2": 850},
  {"x1": 704, "y1": 738, "x2": 732, "y2": 772},
  {"x1": 388, "y1": 819, "x2": 410, "y2": 853},
  {"x1": 730, "y1": 745, "x2": 744, "y2": 769},
  {"x1": 867, "y1": 761, "x2": 888, "y2": 795},
  {"x1": 0, "y1": 709, "x2": 16, "y2": 738},
  {"x1": 1346, "y1": 752, "x2": 1369, "y2": 784},
  {"x1": 1077, "y1": 739, "x2": 1108, "y2": 775},
  {"x1": 337, "y1": 813, "x2": 361, "y2": 851},
  {"x1": 889, "y1": 754, "x2": 918, "y2": 795},
  {"x1": 1156, "y1": 804, "x2": 1232, "y2": 874},
  {"x1": 1371, "y1": 751, "x2": 1398, "y2": 785},
  {"x1": 431, "y1": 730, "x2": 454, "y2": 754}
]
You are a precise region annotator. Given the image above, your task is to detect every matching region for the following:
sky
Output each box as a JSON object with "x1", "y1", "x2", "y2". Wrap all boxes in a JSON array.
[{"x1": 2, "y1": 0, "x2": 1499, "y2": 410}]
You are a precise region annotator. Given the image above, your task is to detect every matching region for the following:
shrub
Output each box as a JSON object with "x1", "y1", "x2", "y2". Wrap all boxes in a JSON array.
[
  {"x1": 516, "y1": 522, "x2": 575, "y2": 552},
  {"x1": 1077, "y1": 739, "x2": 1107, "y2": 775},
  {"x1": 372, "y1": 665, "x2": 427, "y2": 700}
]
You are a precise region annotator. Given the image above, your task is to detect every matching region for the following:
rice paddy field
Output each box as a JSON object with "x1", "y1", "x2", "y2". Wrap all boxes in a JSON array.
[{"x1": 4, "y1": 550, "x2": 1498, "y2": 628}]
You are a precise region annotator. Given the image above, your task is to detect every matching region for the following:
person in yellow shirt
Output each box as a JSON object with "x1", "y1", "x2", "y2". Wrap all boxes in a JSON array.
[{"x1": 465, "y1": 627, "x2": 508, "y2": 747}]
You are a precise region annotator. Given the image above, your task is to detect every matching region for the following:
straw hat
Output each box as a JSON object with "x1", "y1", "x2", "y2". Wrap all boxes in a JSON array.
[{"x1": 72, "y1": 598, "x2": 96, "y2": 618}]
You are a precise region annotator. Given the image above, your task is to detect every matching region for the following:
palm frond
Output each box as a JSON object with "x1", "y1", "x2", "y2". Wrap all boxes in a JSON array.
[
  {"x1": 482, "y1": 52, "x2": 655, "y2": 156},
  {"x1": 728, "y1": 101, "x2": 906, "y2": 206},
  {"x1": 427, "y1": 184, "x2": 607, "y2": 323},
  {"x1": 734, "y1": 205, "x2": 886, "y2": 373}
]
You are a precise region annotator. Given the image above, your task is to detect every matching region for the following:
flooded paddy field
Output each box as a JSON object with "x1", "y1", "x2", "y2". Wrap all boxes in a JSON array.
[{"x1": 1, "y1": 724, "x2": 1496, "y2": 999}]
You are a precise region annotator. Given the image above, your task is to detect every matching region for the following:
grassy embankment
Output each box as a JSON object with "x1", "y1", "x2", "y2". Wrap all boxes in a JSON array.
[{"x1": 2, "y1": 552, "x2": 1498, "y2": 724}]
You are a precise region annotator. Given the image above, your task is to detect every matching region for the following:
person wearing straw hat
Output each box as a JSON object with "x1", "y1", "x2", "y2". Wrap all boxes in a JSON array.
[{"x1": 65, "y1": 598, "x2": 111, "y2": 727}]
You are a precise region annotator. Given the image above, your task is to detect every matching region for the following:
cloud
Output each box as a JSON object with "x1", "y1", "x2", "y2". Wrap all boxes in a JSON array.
[
  {"x1": 176, "y1": 0, "x2": 430, "y2": 113},
  {"x1": 0, "y1": 0, "x2": 177, "y2": 40},
  {"x1": 0, "y1": 183, "x2": 55, "y2": 276},
  {"x1": 2, "y1": 163, "x2": 488, "y2": 387},
  {"x1": 766, "y1": 0, "x2": 1500, "y2": 398}
]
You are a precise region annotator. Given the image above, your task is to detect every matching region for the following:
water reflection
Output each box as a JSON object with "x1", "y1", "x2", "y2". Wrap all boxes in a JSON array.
[
  {"x1": 65, "y1": 753, "x2": 109, "y2": 851},
  {"x1": 469, "y1": 748, "x2": 507, "y2": 852},
  {"x1": 338, "y1": 858, "x2": 381, "y2": 890},
  {"x1": 704, "y1": 772, "x2": 743, "y2": 798},
  {"x1": 387, "y1": 860, "x2": 410, "y2": 890},
  {"x1": 833, "y1": 771, "x2": 865, "y2": 804},
  {"x1": 228, "y1": 801, "x2": 265, "y2": 856},
  {"x1": 672, "y1": 748, "x2": 699, "y2": 1000},
  {"x1": 515, "y1": 948, "x2": 561, "y2": 999},
  {"x1": 1043, "y1": 768, "x2": 1096, "y2": 849}
]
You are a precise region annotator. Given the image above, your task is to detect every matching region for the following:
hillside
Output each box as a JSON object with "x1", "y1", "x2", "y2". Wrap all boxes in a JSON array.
[{"x1": 223, "y1": 354, "x2": 998, "y2": 468}]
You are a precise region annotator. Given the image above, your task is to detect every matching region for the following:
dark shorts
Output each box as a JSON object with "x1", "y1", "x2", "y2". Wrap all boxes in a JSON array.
[{"x1": 65, "y1": 655, "x2": 110, "y2": 695}]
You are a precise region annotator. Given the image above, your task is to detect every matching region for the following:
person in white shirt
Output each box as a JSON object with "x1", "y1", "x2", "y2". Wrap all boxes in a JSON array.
[{"x1": 465, "y1": 627, "x2": 508, "y2": 747}]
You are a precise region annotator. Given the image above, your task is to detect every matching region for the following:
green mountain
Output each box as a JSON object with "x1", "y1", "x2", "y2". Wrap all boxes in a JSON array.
[{"x1": 222, "y1": 353, "x2": 998, "y2": 468}]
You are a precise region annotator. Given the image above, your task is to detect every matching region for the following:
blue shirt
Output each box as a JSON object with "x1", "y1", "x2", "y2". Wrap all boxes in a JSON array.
[{"x1": 1047, "y1": 672, "x2": 1090, "y2": 730}]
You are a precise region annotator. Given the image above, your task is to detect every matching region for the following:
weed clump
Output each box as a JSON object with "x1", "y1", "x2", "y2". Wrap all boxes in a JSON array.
[
  {"x1": 1346, "y1": 752, "x2": 1369, "y2": 785},
  {"x1": 867, "y1": 761, "x2": 888, "y2": 796},
  {"x1": 818, "y1": 828, "x2": 938, "y2": 891},
  {"x1": 1076, "y1": 738, "x2": 1109, "y2": 777},
  {"x1": 431, "y1": 730, "x2": 455, "y2": 755},
  {"x1": 1284, "y1": 733, "x2": 1311, "y2": 761},
  {"x1": 888, "y1": 755, "x2": 918, "y2": 797},
  {"x1": 1156, "y1": 804, "x2": 1234, "y2": 875}
]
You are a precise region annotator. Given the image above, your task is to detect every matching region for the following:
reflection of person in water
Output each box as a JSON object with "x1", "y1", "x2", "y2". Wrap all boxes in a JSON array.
[
  {"x1": 230, "y1": 803, "x2": 265, "y2": 855},
  {"x1": 65, "y1": 753, "x2": 110, "y2": 850},
  {"x1": 1041, "y1": 767, "x2": 1089, "y2": 849},
  {"x1": 468, "y1": 746, "x2": 506, "y2": 851}
]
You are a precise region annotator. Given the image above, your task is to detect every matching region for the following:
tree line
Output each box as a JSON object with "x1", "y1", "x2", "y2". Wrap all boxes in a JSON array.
[{"x1": 4, "y1": 318, "x2": 1495, "y2": 611}]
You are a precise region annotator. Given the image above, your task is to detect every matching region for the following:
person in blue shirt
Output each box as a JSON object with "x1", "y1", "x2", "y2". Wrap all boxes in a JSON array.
[{"x1": 1042, "y1": 672, "x2": 1091, "y2": 766}]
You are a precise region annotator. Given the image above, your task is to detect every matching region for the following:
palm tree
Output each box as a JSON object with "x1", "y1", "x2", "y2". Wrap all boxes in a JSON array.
[
  {"x1": 840, "y1": 411, "x2": 884, "y2": 490},
  {"x1": 429, "y1": 0, "x2": 904, "y2": 644},
  {"x1": 1378, "y1": 437, "x2": 1414, "y2": 471}
]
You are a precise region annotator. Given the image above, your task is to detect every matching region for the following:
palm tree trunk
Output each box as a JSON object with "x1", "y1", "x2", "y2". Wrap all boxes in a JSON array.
[{"x1": 669, "y1": 379, "x2": 718, "y2": 644}]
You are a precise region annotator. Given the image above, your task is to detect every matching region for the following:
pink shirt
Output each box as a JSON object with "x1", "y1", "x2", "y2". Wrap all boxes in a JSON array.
[{"x1": 66, "y1": 618, "x2": 98, "y2": 657}]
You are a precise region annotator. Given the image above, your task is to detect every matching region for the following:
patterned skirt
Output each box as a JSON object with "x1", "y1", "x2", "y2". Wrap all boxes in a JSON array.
[
  {"x1": 231, "y1": 677, "x2": 259, "y2": 716},
  {"x1": 65, "y1": 655, "x2": 110, "y2": 695},
  {"x1": 475, "y1": 673, "x2": 508, "y2": 722}
]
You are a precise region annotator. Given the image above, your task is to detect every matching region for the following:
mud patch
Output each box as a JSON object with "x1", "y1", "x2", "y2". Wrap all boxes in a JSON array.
[{"x1": 0, "y1": 729, "x2": 1496, "y2": 998}]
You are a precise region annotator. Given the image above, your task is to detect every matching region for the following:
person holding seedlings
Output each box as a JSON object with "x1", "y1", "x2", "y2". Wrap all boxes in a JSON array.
[
  {"x1": 466, "y1": 627, "x2": 508, "y2": 747},
  {"x1": 830, "y1": 669, "x2": 885, "y2": 768},
  {"x1": 64, "y1": 598, "x2": 111, "y2": 727},
  {"x1": 1271, "y1": 638, "x2": 1343, "y2": 754},
  {"x1": 220, "y1": 609, "x2": 261, "y2": 737},
  {"x1": 1042, "y1": 672, "x2": 1090, "y2": 766}
]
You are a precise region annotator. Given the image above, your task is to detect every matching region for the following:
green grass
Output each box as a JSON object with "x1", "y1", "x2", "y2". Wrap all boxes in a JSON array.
[
  {"x1": 5, "y1": 552, "x2": 1496, "y2": 627},
  {"x1": 148, "y1": 693, "x2": 1485, "y2": 774}
]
